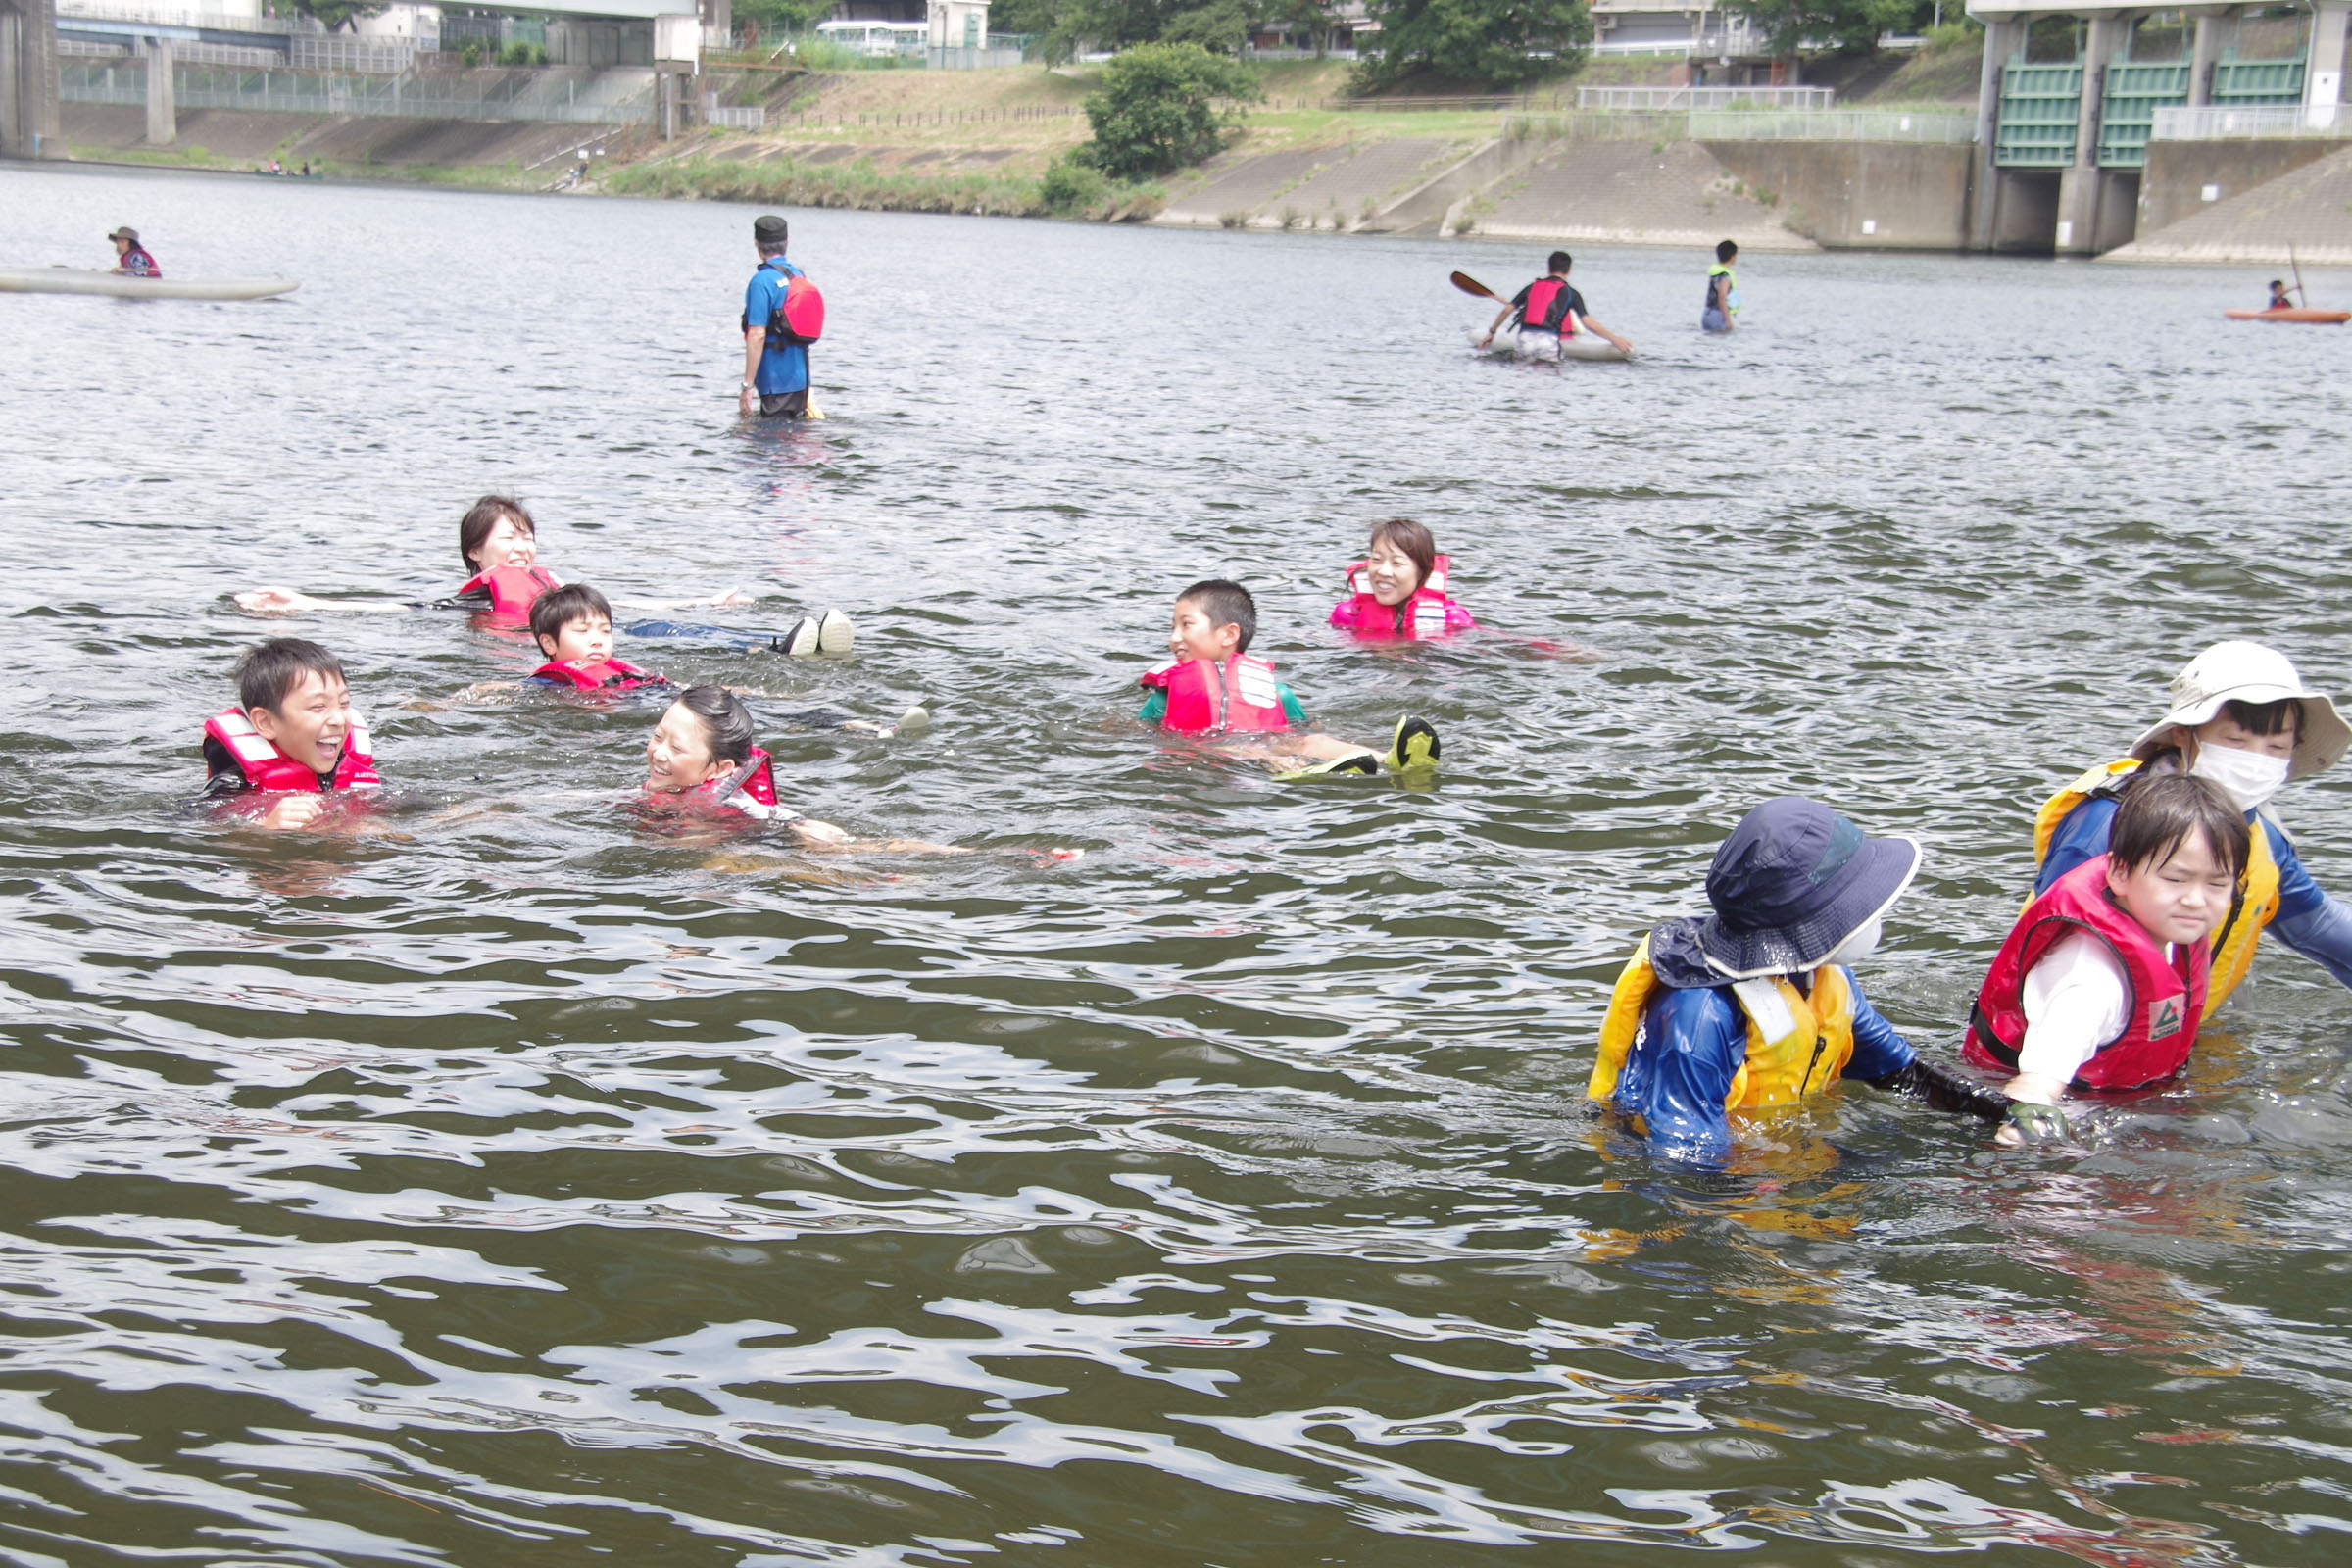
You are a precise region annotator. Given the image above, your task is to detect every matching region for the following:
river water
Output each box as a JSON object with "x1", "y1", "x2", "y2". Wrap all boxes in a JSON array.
[{"x1": 3, "y1": 159, "x2": 2350, "y2": 1565}]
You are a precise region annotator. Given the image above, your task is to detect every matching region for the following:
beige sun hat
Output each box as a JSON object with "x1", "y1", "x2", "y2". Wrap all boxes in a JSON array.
[{"x1": 2131, "y1": 640, "x2": 2351, "y2": 780}]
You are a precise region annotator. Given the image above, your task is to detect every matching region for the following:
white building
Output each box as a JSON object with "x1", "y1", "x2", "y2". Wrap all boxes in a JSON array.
[{"x1": 928, "y1": 0, "x2": 987, "y2": 51}]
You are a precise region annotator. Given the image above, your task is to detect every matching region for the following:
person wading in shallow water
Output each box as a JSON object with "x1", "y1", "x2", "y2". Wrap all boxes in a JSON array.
[{"x1": 738, "y1": 214, "x2": 820, "y2": 420}]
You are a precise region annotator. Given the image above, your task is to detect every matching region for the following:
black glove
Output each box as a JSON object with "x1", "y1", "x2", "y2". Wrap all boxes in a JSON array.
[{"x1": 1863, "y1": 1057, "x2": 2014, "y2": 1124}]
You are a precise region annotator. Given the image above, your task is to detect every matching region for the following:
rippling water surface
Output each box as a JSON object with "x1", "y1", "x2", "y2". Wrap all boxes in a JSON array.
[{"x1": 4, "y1": 161, "x2": 2351, "y2": 1565}]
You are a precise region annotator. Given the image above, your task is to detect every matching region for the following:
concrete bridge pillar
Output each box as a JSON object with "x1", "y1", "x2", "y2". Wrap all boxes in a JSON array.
[
  {"x1": 1967, "y1": 17, "x2": 2023, "y2": 250},
  {"x1": 2309, "y1": 2, "x2": 2348, "y2": 126},
  {"x1": 2055, "y1": 15, "x2": 2123, "y2": 254},
  {"x1": 0, "y1": 0, "x2": 63, "y2": 158},
  {"x1": 2187, "y1": 12, "x2": 2225, "y2": 107},
  {"x1": 144, "y1": 36, "x2": 174, "y2": 145}
]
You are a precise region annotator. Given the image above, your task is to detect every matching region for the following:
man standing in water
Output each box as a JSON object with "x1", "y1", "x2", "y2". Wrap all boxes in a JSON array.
[
  {"x1": 1476, "y1": 251, "x2": 1633, "y2": 361},
  {"x1": 739, "y1": 214, "x2": 811, "y2": 420},
  {"x1": 108, "y1": 226, "x2": 159, "y2": 277}
]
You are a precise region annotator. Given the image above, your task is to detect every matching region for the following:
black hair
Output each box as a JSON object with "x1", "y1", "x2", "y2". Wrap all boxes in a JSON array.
[
  {"x1": 529, "y1": 582, "x2": 615, "y2": 654},
  {"x1": 459, "y1": 495, "x2": 534, "y2": 574},
  {"x1": 2218, "y1": 696, "x2": 2303, "y2": 737},
  {"x1": 2111, "y1": 773, "x2": 2250, "y2": 881},
  {"x1": 1366, "y1": 518, "x2": 1439, "y2": 636},
  {"x1": 1177, "y1": 579, "x2": 1257, "y2": 655},
  {"x1": 1716, "y1": 239, "x2": 1739, "y2": 262},
  {"x1": 671, "y1": 684, "x2": 757, "y2": 766},
  {"x1": 1547, "y1": 250, "x2": 1572, "y2": 274},
  {"x1": 237, "y1": 637, "x2": 345, "y2": 715}
]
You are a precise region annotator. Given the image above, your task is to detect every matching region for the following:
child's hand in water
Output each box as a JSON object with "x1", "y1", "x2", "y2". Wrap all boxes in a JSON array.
[
  {"x1": 711, "y1": 586, "x2": 757, "y2": 608},
  {"x1": 237, "y1": 586, "x2": 314, "y2": 613},
  {"x1": 788, "y1": 819, "x2": 854, "y2": 847},
  {"x1": 258, "y1": 795, "x2": 326, "y2": 831}
]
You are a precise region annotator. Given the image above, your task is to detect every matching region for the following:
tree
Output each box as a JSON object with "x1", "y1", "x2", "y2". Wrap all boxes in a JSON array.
[
  {"x1": 1354, "y1": 0, "x2": 1592, "y2": 91},
  {"x1": 1078, "y1": 41, "x2": 1259, "y2": 178},
  {"x1": 732, "y1": 0, "x2": 836, "y2": 34},
  {"x1": 1726, "y1": 0, "x2": 1918, "y2": 56},
  {"x1": 285, "y1": 0, "x2": 381, "y2": 29}
]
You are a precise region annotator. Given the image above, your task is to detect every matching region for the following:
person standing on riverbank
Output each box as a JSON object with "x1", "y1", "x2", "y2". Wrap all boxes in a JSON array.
[
  {"x1": 108, "y1": 226, "x2": 159, "y2": 277},
  {"x1": 739, "y1": 214, "x2": 813, "y2": 420},
  {"x1": 1703, "y1": 240, "x2": 1740, "y2": 334}
]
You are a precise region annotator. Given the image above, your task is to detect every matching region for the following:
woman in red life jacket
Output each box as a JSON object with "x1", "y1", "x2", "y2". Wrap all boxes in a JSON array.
[
  {"x1": 1965, "y1": 774, "x2": 2250, "y2": 1143},
  {"x1": 199, "y1": 638, "x2": 380, "y2": 832},
  {"x1": 1328, "y1": 518, "x2": 1479, "y2": 642},
  {"x1": 233, "y1": 496, "x2": 836, "y2": 642},
  {"x1": 639, "y1": 687, "x2": 979, "y2": 855},
  {"x1": 1139, "y1": 578, "x2": 1441, "y2": 779}
]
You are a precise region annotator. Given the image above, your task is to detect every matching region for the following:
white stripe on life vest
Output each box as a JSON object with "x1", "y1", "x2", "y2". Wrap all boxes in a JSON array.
[
  {"x1": 1236, "y1": 661, "x2": 1280, "y2": 709},
  {"x1": 1412, "y1": 599, "x2": 1446, "y2": 637}
]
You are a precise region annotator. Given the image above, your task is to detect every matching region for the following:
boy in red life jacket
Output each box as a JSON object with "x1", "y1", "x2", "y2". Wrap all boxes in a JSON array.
[
  {"x1": 1966, "y1": 774, "x2": 2250, "y2": 1141},
  {"x1": 200, "y1": 638, "x2": 380, "y2": 831},
  {"x1": 1475, "y1": 251, "x2": 1635, "y2": 362},
  {"x1": 1139, "y1": 579, "x2": 1441, "y2": 779}
]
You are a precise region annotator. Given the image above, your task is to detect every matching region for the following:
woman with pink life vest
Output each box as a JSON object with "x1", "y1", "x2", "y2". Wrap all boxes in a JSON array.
[
  {"x1": 1329, "y1": 518, "x2": 1478, "y2": 642},
  {"x1": 235, "y1": 496, "x2": 850, "y2": 653},
  {"x1": 1475, "y1": 251, "x2": 1634, "y2": 363},
  {"x1": 1964, "y1": 773, "x2": 2251, "y2": 1143},
  {"x1": 199, "y1": 638, "x2": 380, "y2": 832},
  {"x1": 1138, "y1": 579, "x2": 1441, "y2": 780}
]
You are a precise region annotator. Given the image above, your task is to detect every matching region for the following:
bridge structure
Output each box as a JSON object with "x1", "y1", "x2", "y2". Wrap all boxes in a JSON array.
[
  {"x1": 1967, "y1": 1, "x2": 2349, "y2": 252},
  {"x1": 1, "y1": 0, "x2": 61, "y2": 157}
]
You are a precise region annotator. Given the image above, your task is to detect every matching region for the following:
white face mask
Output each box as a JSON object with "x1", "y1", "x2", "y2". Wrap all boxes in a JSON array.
[
  {"x1": 1821, "y1": 915, "x2": 1882, "y2": 969},
  {"x1": 2190, "y1": 743, "x2": 2290, "y2": 813}
]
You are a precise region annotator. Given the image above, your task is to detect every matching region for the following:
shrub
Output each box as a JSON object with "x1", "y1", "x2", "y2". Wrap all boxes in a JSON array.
[
  {"x1": 1218, "y1": 209, "x2": 1250, "y2": 227},
  {"x1": 1040, "y1": 154, "x2": 1110, "y2": 215},
  {"x1": 1079, "y1": 41, "x2": 1259, "y2": 181}
]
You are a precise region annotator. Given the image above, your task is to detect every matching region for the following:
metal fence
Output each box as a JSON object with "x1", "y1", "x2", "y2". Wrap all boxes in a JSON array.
[
  {"x1": 58, "y1": 64, "x2": 656, "y2": 125},
  {"x1": 1504, "y1": 107, "x2": 1977, "y2": 143},
  {"x1": 1577, "y1": 84, "x2": 1838, "y2": 110},
  {"x1": 2152, "y1": 103, "x2": 2347, "y2": 139},
  {"x1": 926, "y1": 46, "x2": 1027, "y2": 70},
  {"x1": 290, "y1": 39, "x2": 418, "y2": 75},
  {"x1": 706, "y1": 102, "x2": 765, "y2": 129}
]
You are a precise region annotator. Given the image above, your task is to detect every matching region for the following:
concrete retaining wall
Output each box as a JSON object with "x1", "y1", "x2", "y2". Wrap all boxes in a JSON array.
[
  {"x1": 1703, "y1": 141, "x2": 1976, "y2": 249},
  {"x1": 2138, "y1": 137, "x2": 2352, "y2": 237}
]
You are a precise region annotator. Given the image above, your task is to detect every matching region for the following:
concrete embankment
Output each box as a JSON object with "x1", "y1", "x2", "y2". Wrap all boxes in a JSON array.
[
  {"x1": 62, "y1": 102, "x2": 618, "y2": 179},
  {"x1": 2111, "y1": 140, "x2": 2352, "y2": 265}
]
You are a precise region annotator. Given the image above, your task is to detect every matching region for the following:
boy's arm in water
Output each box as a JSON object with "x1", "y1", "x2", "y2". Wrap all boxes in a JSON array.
[
  {"x1": 2035, "y1": 795, "x2": 2118, "y2": 894},
  {"x1": 1842, "y1": 975, "x2": 2015, "y2": 1122},
  {"x1": 2262, "y1": 821, "x2": 2352, "y2": 989},
  {"x1": 1573, "y1": 312, "x2": 1636, "y2": 356},
  {"x1": 236, "y1": 587, "x2": 412, "y2": 614}
]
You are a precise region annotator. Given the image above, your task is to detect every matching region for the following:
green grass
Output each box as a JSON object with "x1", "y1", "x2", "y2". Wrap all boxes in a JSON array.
[{"x1": 603, "y1": 153, "x2": 1164, "y2": 221}]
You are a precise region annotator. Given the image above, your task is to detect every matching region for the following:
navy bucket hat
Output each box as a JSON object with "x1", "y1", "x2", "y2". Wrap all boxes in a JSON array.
[{"x1": 1695, "y1": 797, "x2": 1921, "y2": 980}]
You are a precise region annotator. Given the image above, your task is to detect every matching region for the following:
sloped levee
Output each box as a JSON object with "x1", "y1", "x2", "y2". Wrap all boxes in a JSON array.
[
  {"x1": 1469, "y1": 140, "x2": 1814, "y2": 250},
  {"x1": 2105, "y1": 143, "x2": 2352, "y2": 265},
  {"x1": 62, "y1": 102, "x2": 599, "y2": 170}
]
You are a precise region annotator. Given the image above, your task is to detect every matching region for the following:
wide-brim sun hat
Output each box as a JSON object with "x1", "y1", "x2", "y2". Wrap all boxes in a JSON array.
[
  {"x1": 2130, "y1": 639, "x2": 2350, "y2": 781},
  {"x1": 1694, "y1": 796, "x2": 1921, "y2": 981},
  {"x1": 108, "y1": 226, "x2": 138, "y2": 242}
]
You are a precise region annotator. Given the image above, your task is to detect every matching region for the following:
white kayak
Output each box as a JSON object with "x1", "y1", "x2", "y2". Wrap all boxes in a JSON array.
[
  {"x1": 0, "y1": 268, "x2": 299, "y2": 300},
  {"x1": 1472, "y1": 327, "x2": 1629, "y2": 363}
]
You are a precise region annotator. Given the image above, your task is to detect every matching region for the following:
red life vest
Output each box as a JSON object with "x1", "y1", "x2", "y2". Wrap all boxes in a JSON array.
[
  {"x1": 202, "y1": 706, "x2": 380, "y2": 794},
  {"x1": 532, "y1": 657, "x2": 661, "y2": 691},
  {"x1": 1342, "y1": 554, "x2": 1457, "y2": 641},
  {"x1": 1963, "y1": 854, "x2": 2209, "y2": 1091},
  {"x1": 1520, "y1": 277, "x2": 1577, "y2": 336},
  {"x1": 455, "y1": 564, "x2": 561, "y2": 623},
  {"x1": 689, "y1": 747, "x2": 780, "y2": 813},
  {"x1": 1140, "y1": 656, "x2": 1290, "y2": 735}
]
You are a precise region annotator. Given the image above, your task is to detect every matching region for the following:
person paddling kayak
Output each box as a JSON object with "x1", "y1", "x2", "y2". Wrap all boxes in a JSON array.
[
  {"x1": 1476, "y1": 251, "x2": 1634, "y2": 363},
  {"x1": 2267, "y1": 278, "x2": 2296, "y2": 309},
  {"x1": 108, "y1": 226, "x2": 159, "y2": 277}
]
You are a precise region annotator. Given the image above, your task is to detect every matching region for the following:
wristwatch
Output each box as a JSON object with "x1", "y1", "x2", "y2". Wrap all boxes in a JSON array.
[{"x1": 741, "y1": 381, "x2": 756, "y2": 391}]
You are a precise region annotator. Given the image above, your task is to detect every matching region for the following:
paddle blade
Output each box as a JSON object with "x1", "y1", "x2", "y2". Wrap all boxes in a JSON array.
[{"x1": 1450, "y1": 270, "x2": 1506, "y2": 303}]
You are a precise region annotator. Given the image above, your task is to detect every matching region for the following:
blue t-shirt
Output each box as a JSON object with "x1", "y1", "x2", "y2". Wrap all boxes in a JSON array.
[{"x1": 743, "y1": 259, "x2": 809, "y2": 396}]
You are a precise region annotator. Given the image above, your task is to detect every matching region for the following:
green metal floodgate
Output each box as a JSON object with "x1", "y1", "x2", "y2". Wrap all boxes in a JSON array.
[
  {"x1": 1996, "y1": 60, "x2": 2082, "y2": 167},
  {"x1": 2096, "y1": 58, "x2": 2190, "y2": 168},
  {"x1": 2212, "y1": 50, "x2": 2308, "y2": 106}
]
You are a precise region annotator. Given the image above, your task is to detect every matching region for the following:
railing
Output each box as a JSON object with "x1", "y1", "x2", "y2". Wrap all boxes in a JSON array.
[
  {"x1": 55, "y1": 0, "x2": 315, "y2": 34},
  {"x1": 927, "y1": 46, "x2": 1027, "y2": 70},
  {"x1": 2152, "y1": 103, "x2": 2348, "y2": 139},
  {"x1": 707, "y1": 104, "x2": 765, "y2": 129},
  {"x1": 1504, "y1": 107, "x2": 1975, "y2": 143},
  {"x1": 1578, "y1": 84, "x2": 1837, "y2": 110},
  {"x1": 166, "y1": 40, "x2": 283, "y2": 66},
  {"x1": 290, "y1": 39, "x2": 417, "y2": 75},
  {"x1": 57, "y1": 64, "x2": 657, "y2": 125}
]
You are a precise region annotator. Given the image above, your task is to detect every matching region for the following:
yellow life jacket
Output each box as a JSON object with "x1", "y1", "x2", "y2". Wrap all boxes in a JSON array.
[
  {"x1": 1589, "y1": 934, "x2": 1858, "y2": 1115},
  {"x1": 2033, "y1": 758, "x2": 2280, "y2": 1011}
]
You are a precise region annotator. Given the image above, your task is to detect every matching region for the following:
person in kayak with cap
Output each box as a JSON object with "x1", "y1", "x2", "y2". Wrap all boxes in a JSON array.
[
  {"x1": 1589, "y1": 796, "x2": 2010, "y2": 1163},
  {"x1": 2031, "y1": 640, "x2": 2352, "y2": 1011},
  {"x1": 740, "y1": 214, "x2": 816, "y2": 420},
  {"x1": 108, "y1": 226, "x2": 159, "y2": 278}
]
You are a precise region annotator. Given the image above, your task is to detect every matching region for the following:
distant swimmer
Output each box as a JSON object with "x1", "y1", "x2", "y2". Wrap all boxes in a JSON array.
[
  {"x1": 1703, "y1": 239, "x2": 1740, "y2": 333},
  {"x1": 740, "y1": 214, "x2": 823, "y2": 421},
  {"x1": 108, "y1": 225, "x2": 159, "y2": 277},
  {"x1": 1476, "y1": 250, "x2": 1633, "y2": 362}
]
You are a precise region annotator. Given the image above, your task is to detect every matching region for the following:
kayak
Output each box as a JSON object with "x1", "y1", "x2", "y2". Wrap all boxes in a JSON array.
[
  {"x1": 2223, "y1": 307, "x2": 2349, "y2": 323},
  {"x1": 0, "y1": 268, "x2": 299, "y2": 300},
  {"x1": 1472, "y1": 327, "x2": 1631, "y2": 363}
]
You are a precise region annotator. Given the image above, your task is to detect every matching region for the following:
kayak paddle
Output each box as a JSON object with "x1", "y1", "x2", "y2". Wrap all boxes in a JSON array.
[{"x1": 1450, "y1": 270, "x2": 1508, "y2": 304}]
